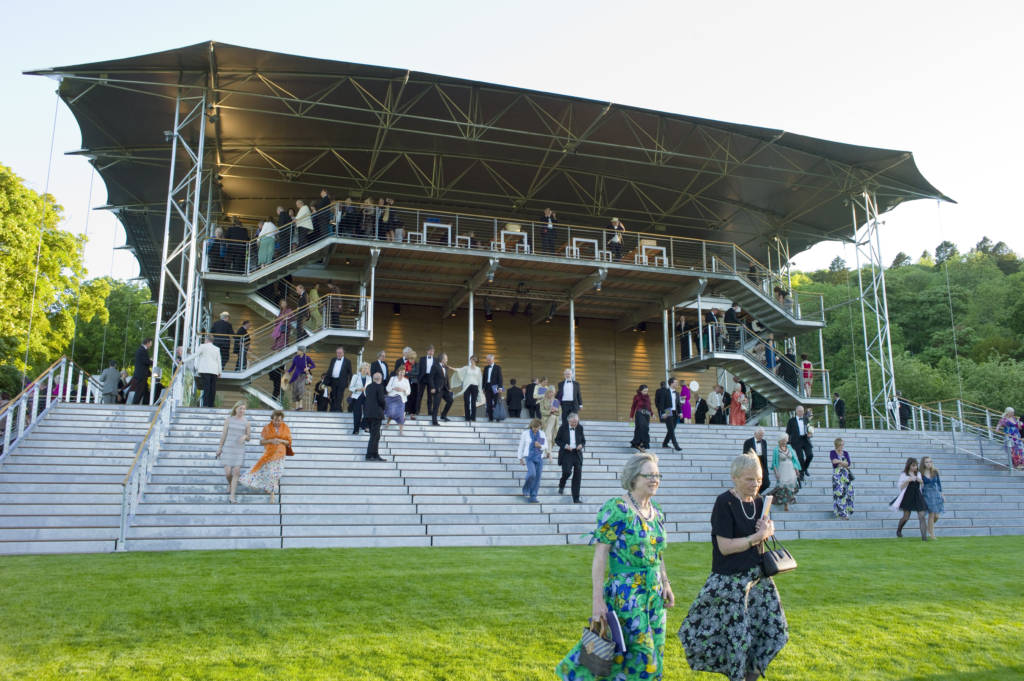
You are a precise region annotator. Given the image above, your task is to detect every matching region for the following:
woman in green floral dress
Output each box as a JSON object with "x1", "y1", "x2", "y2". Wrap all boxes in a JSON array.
[{"x1": 557, "y1": 453, "x2": 675, "y2": 681}]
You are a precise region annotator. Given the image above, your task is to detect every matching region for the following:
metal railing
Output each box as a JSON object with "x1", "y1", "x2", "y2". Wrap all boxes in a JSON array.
[
  {"x1": 118, "y1": 365, "x2": 184, "y2": 549},
  {"x1": 202, "y1": 203, "x2": 823, "y2": 319},
  {"x1": 205, "y1": 293, "x2": 366, "y2": 374},
  {"x1": 0, "y1": 357, "x2": 102, "y2": 461},
  {"x1": 678, "y1": 323, "x2": 831, "y2": 400},
  {"x1": 896, "y1": 397, "x2": 1020, "y2": 473}
]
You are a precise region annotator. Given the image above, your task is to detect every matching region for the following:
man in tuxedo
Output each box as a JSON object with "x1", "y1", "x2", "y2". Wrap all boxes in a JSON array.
[
  {"x1": 724, "y1": 302, "x2": 742, "y2": 350},
  {"x1": 742, "y1": 427, "x2": 771, "y2": 494},
  {"x1": 130, "y1": 339, "x2": 153, "y2": 404},
  {"x1": 786, "y1": 405, "x2": 813, "y2": 482},
  {"x1": 211, "y1": 312, "x2": 234, "y2": 368},
  {"x1": 524, "y1": 377, "x2": 540, "y2": 419},
  {"x1": 506, "y1": 379, "x2": 524, "y2": 418},
  {"x1": 555, "y1": 413, "x2": 586, "y2": 503},
  {"x1": 325, "y1": 347, "x2": 352, "y2": 412},
  {"x1": 363, "y1": 372, "x2": 387, "y2": 461},
  {"x1": 896, "y1": 391, "x2": 912, "y2": 430},
  {"x1": 482, "y1": 354, "x2": 503, "y2": 422},
  {"x1": 428, "y1": 353, "x2": 454, "y2": 425},
  {"x1": 556, "y1": 368, "x2": 582, "y2": 427},
  {"x1": 708, "y1": 384, "x2": 726, "y2": 424},
  {"x1": 655, "y1": 378, "x2": 682, "y2": 451},
  {"x1": 234, "y1": 320, "x2": 251, "y2": 371},
  {"x1": 832, "y1": 392, "x2": 846, "y2": 428},
  {"x1": 370, "y1": 350, "x2": 389, "y2": 383},
  {"x1": 704, "y1": 308, "x2": 721, "y2": 351},
  {"x1": 394, "y1": 346, "x2": 413, "y2": 375},
  {"x1": 540, "y1": 207, "x2": 558, "y2": 254},
  {"x1": 414, "y1": 345, "x2": 437, "y2": 416}
]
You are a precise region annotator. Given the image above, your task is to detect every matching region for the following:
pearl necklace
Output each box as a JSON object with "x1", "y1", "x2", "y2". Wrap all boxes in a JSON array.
[
  {"x1": 733, "y1": 489, "x2": 756, "y2": 520},
  {"x1": 627, "y1": 492, "x2": 654, "y2": 522}
]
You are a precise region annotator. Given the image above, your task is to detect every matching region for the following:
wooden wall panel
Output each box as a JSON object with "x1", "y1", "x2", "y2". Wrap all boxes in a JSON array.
[{"x1": 201, "y1": 299, "x2": 722, "y2": 420}]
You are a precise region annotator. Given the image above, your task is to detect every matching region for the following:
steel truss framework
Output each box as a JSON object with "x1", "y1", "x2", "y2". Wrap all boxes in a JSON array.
[
  {"x1": 852, "y1": 190, "x2": 898, "y2": 428},
  {"x1": 31, "y1": 41, "x2": 950, "y2": 292},
  {"x1": 150, "y1": 91, "x2": 209, "y2": 397}
]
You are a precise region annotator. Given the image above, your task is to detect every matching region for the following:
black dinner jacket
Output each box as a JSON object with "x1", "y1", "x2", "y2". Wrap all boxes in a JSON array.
[
  {"x1": 786, "y1": 416, "x2": 809, "y2": 447},
  {"x1": 506, "y1": 386, "x2": 525, "y2": 409},
  {"x1": 524, "y1": 383, "x2": 537, "y2": 407},
  {"x1": 556, "y1": 379, "x2": 582, "y2": 406},
  {"x1": 416, "y1": 355, "x2": 438, "y2": 384},
  {"x1": 833, "y1": 397, "x2": 846, "y2": 418},
  {"x1": 133, "y1": 345, "x2": 152, "y2": 380},
  {"x1": 370, "y1": 360, "x2": 389, "y2": 381},
  {"x1": 555, "y1": 423, "x2": 586, "y2": 461},
  {"x1": 393, "y1": 356, "x2": 410, "y2": 374},
  {"x1": 483, "y1": 363, "x2": 503, "y2": 391},
  {"x1": 362, "y1": 381, "x2": 387, "y2": 419},
  {"x1": 725, "y1": 307, "x2": 740, "y2": 327},
  {"x1": 743, "y1": 436, "x2": 768, "y2": 460},
  {"x1": 654, "y1": 387, "x2": 675, "y2": 418},
  {"x1": 326, "y1": 356, "x2": 352, "y2": 389},
  {"x1": 428, "y1": 363, "x2": 451, "y2": 392}
]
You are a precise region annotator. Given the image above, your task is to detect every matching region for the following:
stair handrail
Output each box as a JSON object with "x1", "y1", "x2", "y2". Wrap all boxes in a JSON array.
[
  {"x1": 682, "y1": 323, "x2": 831, "y2": 401},
  {"x1": 707, "y1": 253, "x2": 824, "y2": 322},
  {"x1": 895, "y1": 396, "x2": 1018, "y2": 473},
  {"x1": 202, "y1": 293, "x2": 366, "y2": 373},
  {"x1": 1, "y1": 356, "x2": 102, "y2": 462},
  {"x1": 118, "y1": 364, "x2": 184, "y2": 549}
]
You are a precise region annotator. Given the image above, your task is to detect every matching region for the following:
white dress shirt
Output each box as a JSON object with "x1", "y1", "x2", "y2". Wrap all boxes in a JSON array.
[
  {"x1": 562, "y1": 381, "x2": 574, "y2": 402},
  {"x1": 331, "y1": 359, "x2": 343, "y2": 378}
]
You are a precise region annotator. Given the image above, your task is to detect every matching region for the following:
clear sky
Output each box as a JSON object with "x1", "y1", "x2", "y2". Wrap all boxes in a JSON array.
[{"x1": 3, "y1": 0, "x2": 1021, "y2": 281}]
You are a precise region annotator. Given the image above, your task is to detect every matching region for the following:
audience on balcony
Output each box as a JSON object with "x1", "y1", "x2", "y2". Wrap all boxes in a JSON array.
[
  {"x1": 225, "y1": 217, "x2": 249, "y2": 272},
  {"x1": 540, "y1": 207, "x2": 558, "y2": 254},
  {"x1": 294, "y1": 199, "x2": 314, "y2": 247},
  {"x1": 608, "y1": 217, "x2": 626, "y2": 261}
]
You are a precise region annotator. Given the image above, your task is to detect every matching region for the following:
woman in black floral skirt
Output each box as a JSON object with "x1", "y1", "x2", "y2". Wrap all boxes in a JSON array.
[{"x1": 678, "y1": 453, "x2": 789, "y2": 681}]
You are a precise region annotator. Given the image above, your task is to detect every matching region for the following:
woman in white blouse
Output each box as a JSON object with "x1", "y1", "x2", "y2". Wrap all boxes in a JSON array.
[
  {"x1": 385, "y1": 365, "x2": 411, "y2": 434},
  {"x1": 257, "y1": 216, "x2": 277, "y2": 267},
  {"x1": 454, "y1": 355, "x2": 484, "y2": 423}
]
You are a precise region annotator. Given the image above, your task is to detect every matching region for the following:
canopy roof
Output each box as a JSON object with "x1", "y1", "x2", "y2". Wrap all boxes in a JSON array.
[{"x1": 29, "y1": 41, "x2": 951, "y2": 285}]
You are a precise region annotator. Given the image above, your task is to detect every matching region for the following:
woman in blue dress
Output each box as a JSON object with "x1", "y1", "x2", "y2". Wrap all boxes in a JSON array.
[
  {"x1": 920, "y1": 456, "x2": 944, "y2": 540},
  {"x1": 557, "y1": 453, "x2": 675, "y2": 681}
]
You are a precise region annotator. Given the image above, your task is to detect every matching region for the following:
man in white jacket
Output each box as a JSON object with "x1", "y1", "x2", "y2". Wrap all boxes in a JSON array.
[
  {"x1": 294, "y1": 199, "x2": 314, "y2": 248},
  {"x1": 193, "y1": 334, "x2": 222, "y2": 408},
  {"x1": 517, "y1": 418, "x2": 547, "y2": 504}
]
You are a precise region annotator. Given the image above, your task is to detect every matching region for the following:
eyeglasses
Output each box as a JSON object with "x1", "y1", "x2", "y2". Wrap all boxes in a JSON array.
[{"x1": 639, "y1": 473, "x2": 663, "y2": 481}]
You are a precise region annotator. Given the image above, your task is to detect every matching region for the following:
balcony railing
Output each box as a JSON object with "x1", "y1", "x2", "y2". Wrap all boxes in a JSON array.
[{"x1": 202, "y1": 203, "x2": 823, "y2": 319}]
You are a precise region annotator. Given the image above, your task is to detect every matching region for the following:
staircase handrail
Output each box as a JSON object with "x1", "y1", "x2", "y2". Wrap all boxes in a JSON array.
[
  {"x1": 1, "y1": 357, "x2": 102, "y2": 462},
  {"x1": 707, "y1": 253, "x2": 825, "y2": 322},
  {"x1": 118, "y1": 364, "x2": 184, "y2": 549},
  {"x1": 896, "y1": 396, "x2": 1017, "y2": 472},
  {"x1": 682, "y1": 323, "x2": 831, "y2": 401},
  {"x1": 202, "y1": 293, "x2": 366, "y2": 372}
]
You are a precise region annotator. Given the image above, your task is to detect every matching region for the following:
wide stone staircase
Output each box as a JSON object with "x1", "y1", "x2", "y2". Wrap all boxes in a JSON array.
[
  {"x1": 2, "y1": 405, "x2": 1022, "y2": 554},
  {"x1": 0, "y1": 404, "x2": 155, "y2": 554}
]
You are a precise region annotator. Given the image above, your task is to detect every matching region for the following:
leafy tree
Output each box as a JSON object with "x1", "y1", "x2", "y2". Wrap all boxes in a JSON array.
[
  {"x1": 890, "y1": 252, "x2": 912, "y2": 268},
  {"x1": 0, "y1": 164, "x2": 109, "y2": 395},
  {"x1": 68, "y1": 278, "x2": 153, "y2": 373},
  {"x1": 934, "y1": 240, "x2": 959, "y2": 266},
  {"x1": 828, "y1": 256, "x2": 847, "y2": 272}
]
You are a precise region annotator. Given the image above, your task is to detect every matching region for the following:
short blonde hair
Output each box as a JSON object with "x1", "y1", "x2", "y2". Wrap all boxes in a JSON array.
[
  {"x1": 359, "y1": 362, "x2": 370, "y2": 372},
  {"x1": 730, "y1": 452, "x2": 761, "y2": 479},
  {"x1": 228, "y1": 400, "x2": 246, "y2": 417},
  {"x1": 834, "y1": 437, "x2": 844, "y2": 449},
  {"x1": 621, "y1": 453, "x2": 659, "y2": 491}
]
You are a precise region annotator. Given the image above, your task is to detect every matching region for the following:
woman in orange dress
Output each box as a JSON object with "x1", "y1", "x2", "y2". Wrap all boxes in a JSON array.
[
  {"x1": 239, "y1": 409, "x2": 291, "y2": 503},
  {"x1": 729, "y1": 383, "x2": 747, "y2": 426}
]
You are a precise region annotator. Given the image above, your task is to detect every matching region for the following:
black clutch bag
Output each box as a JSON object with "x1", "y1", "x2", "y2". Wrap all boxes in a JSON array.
[{"x1": 761, "y1": 536, "x2": 796, "y2": 577}]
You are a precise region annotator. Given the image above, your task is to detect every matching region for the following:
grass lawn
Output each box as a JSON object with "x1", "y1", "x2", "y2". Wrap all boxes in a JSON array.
[{"x1": 2, "y1": 536, "x2": 1022, "y2": 680}]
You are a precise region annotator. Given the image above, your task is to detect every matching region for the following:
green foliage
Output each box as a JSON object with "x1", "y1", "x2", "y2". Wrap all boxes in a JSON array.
[
  {"x1": 0, "y1": 538, "x2": 1021, "y2": 680},
  {"x1": 794, "y1": 237, "x2": 1024, "y2": 420},
  {"x1": 0, "y1": 164, "x2": 109, "y2": 394},
  {"x1": 67, "y1": 278, "x2": 153, "y2": 374}
]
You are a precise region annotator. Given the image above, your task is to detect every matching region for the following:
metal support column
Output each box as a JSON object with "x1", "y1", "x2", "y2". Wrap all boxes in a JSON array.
[
  {"x1": 662, "y1": 308, "x2": 671, "y2": 385},
  {"x1": 670, "y1": 306, "x2": 677, "y2": 364},
  {"x1": 569, "y1": 298, "x2": 576, "y2": 375},
  {"x1": 151, "y1": 90, "x2": 208, "y2": 403},
  {"x1": 852, "y1": 190, "x2": 898, "y2": 428},
  {"x1": 367, "y1": 247, "x2": 380, "y2": 342},
  {"x1": 697, "y1": 291, "x2": 704, "y2": 357},
  {"x1": 468, "y1": 290, "x2": 475, "y2": 358},
  {"x1": 819, "y1": 327, "x2": 830, "y2": 428}
]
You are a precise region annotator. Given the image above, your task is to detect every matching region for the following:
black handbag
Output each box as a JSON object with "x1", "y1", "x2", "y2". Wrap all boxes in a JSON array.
[{"x1": 761, "y1": 536, "x2": 797, "y2": 577}]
